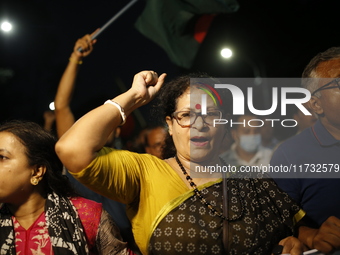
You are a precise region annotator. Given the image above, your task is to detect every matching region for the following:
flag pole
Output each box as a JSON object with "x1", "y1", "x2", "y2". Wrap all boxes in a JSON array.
[{"x1": 78, "y1": 0, "x2": 138, "y2": 52}]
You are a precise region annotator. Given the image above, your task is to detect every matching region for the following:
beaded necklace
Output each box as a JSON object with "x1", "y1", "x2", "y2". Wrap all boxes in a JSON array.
[{"x1": 175, "y1": 155, "x2": 245, "y2": 221}]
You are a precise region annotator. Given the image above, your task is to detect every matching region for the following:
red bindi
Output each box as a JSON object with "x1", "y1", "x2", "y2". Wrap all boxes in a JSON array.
[{"x1": 195, "y1": 104, "x2": 201, "y2": 109}]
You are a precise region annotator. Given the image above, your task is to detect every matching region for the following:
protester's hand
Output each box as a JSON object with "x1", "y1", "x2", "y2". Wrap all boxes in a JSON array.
[
  {"x1": 72, "y1": 29, "x2": 99, "y2": 58},
  {"x1": 303, "y1": 216, "x2": 340, "y2": 254},
  {"x1": 274, "y1": 236, "x2": 308, "y2": 255},
  {"x1": 130, "y1": 70, "x2": 167, "y2": 107}
]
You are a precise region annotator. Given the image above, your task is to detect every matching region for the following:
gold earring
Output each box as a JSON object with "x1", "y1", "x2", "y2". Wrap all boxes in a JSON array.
[{"x1": 31, "y1": 177, "x2": 39, "y2": 186}]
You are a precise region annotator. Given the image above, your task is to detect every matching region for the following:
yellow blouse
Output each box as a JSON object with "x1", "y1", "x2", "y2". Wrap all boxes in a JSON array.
[
  {"x1": 70, "y1": 147, "x2": 190, "y2": 255},
  {"x1": 70, "y1": 147, "x2": 305, "y2": 254}
]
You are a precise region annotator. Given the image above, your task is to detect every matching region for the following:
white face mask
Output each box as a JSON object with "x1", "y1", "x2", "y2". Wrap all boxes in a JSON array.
[{"x1": 239, "y1": 134, "x2": 261, "y2": 153}]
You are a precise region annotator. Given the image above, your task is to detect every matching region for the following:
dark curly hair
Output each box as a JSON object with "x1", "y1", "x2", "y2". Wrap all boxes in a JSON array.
[
  {"x1": 153, "y1": 73, "x2": 232, "y2": 159},
  {"x1": 0, "y1": 120, "x2": 78, "y2": 198}
]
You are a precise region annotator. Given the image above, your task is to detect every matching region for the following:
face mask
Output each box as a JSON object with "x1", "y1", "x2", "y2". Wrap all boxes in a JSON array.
[{"x1": 239, "y1": 134, "x2": 261, "y2": 153}]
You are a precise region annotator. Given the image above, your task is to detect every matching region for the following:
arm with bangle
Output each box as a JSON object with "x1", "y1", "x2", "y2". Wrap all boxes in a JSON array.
[
  {"x1": 104, "y1": 100, "x2": 126, "y2": 126},
  {"x1": 56, "y1": 71, "x2": 167, "y2": 174}
]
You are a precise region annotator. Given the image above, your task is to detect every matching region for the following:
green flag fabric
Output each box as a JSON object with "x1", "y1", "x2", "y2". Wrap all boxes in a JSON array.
[{"x1": 135, "y1": 0, "x2": 239, "y2": 69}]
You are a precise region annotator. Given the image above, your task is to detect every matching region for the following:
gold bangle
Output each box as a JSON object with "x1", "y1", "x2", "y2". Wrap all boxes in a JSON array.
[{"x1": 69, "y1": 57, "x2": 83, "y2": 65}]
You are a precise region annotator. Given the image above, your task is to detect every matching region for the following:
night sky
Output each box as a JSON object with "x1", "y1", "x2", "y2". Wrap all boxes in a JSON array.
[{"x1": 0, "y1": 0, "x2": 338, "y2": 137}]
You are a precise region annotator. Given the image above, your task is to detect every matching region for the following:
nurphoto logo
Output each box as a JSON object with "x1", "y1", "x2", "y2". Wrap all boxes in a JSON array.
[{"x1": 197, "y1": 78, "x2": 312, "y2": 128}]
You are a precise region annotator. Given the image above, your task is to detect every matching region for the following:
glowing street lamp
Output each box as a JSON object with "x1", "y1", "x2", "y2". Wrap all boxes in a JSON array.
[
  {"x1": 1, "y1": 21, "x2": 13, "y2": 32},
  {"x1": 221, "y1": 48, "x2": 232, "y2": 58}
]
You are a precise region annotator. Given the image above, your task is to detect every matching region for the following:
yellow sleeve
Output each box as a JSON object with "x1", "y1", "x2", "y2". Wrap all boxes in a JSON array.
[
  {"x1": 70, "y1": 147, "x2": 160, "y2": 204},
  {"x1": 70, "y1": 147, "x2": 189, "y2": 255}
]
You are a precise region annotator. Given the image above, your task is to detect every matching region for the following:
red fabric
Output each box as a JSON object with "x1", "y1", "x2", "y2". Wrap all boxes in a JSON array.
[
  {"x1": 13, "y1": 212, "x2": 52, "y2": 255},
  {"x1": 71, "y1": 197, "x2": 102, "y2": 251},
  {"x1": 194, "y1": 14, "x2": 216, "y2": 43},
  {"x1": 13, "y1": 197, "x2": 102, "y2": 255}
]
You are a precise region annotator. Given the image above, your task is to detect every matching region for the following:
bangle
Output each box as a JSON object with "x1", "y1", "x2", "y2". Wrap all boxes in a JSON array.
[
  {"x1": 104, "y1": 100, "x2": 126, "y2": 126},
  {"x1": 69, "y1": 57, "x2": 83, "y2": 65}
]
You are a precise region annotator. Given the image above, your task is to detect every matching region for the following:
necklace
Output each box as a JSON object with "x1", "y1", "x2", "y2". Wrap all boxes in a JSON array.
[
  {"x1": 175, "y1": 155, "x2": 226, "y2": 220},
  {"x1": 175, "y1": 156, "x2": 245, "y2": 221}
]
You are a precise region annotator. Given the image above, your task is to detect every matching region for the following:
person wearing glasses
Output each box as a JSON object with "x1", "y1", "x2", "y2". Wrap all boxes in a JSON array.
[
  {"x1": 270, "y1": 47, "x2": 340, "y2": 254},
  {"x1": 56, "y1": 71, "x2": 307, "y2": 255}
]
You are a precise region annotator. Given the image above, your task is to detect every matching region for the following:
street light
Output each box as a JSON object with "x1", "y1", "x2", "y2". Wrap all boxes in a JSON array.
[
  {"x1": 221, "y1": 48, "x2": 232, "y2": 59},
  {"x1": 1, "y1": 21, "x2": 13, "y2": 32}
]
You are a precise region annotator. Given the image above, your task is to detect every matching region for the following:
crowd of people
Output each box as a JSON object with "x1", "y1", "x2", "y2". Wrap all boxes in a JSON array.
[{"x1": 1, "y1": 30, "x2": 340, "y2": 255}]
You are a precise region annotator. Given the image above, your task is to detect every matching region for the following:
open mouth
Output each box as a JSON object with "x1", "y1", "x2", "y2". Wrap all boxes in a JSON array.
[{"x1": 190, "y1": 136, "x2": 209, "y2": 146}]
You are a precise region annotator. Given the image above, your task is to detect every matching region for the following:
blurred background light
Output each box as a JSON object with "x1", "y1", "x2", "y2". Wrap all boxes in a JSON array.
[
  {"x1": 221, "y1": 48, "x2": 232, "y2": 58},
  {"x1": 1, "y1": 21, "x2": 12, "y2": 32},
  {"x1": 49, "y1": 102, "x2": 55, "y2": 111}
]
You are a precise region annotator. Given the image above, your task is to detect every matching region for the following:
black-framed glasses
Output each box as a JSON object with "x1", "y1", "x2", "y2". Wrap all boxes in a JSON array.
[
  {"x1": 172, "y1": 110, "x2": 222, "y2": 127},
  {"x1": 311, "y1": 78, "x2": 340, "y2": 96}
]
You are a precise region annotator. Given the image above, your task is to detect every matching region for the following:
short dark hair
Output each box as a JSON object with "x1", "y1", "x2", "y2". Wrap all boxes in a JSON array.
[
  {"x1": 144, "y1": 124, "x2": 166, "y2": 147},
  {"x1": 302, "y1": 47, "x2": 340, "y2": 79},
  {"x1": 302, "y1": 46, "x2": 340, "y2": 97}
]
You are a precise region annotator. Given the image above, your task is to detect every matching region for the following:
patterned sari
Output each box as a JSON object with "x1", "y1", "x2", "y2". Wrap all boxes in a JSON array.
[
  {"x1": 148, "y1": 173, "x2": 303, "y2": 255},
  {"x1": 0, "y1": 193, "x2": 92, "y2": 255}
]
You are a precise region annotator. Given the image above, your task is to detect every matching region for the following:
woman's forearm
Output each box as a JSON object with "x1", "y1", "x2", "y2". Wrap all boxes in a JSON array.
[
  {"x1": 55, "y1": 90, "x2": 139, "y2": 172},
  {"x1": 55, "y1": 71, "x2": 166, "y2": 173}
]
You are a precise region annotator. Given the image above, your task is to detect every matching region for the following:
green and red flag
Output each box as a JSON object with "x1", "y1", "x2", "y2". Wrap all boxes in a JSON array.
[{"x1": 135, "y1": 0, "x2": 239, "y2": 69}]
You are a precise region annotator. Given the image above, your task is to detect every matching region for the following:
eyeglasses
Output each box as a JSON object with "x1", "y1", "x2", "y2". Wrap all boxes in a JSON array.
[
  {"x1": 311, "y1": 78, "x2": 340, "y2": 96},
  {"x1": 172, "y1": 111, "x2": 222, "y2": 127}
]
